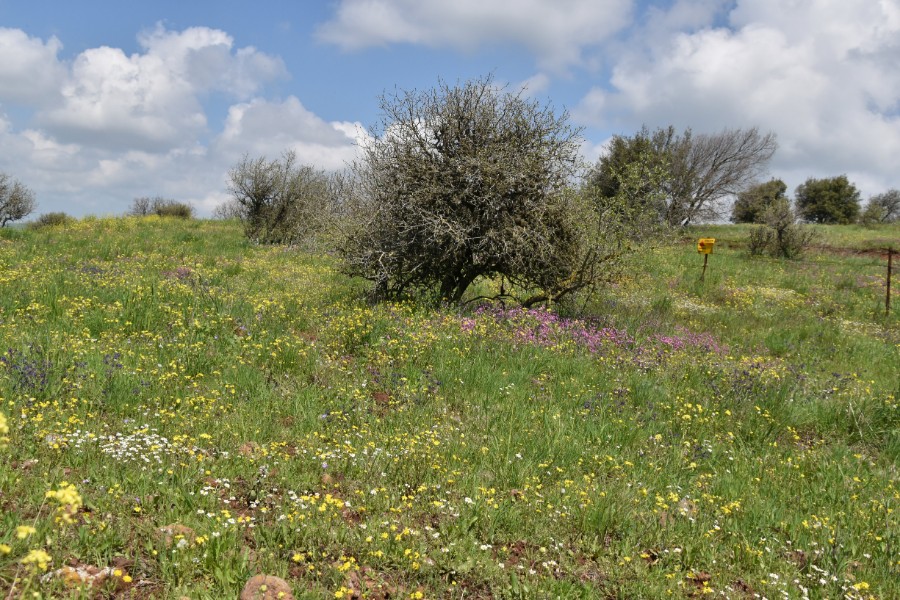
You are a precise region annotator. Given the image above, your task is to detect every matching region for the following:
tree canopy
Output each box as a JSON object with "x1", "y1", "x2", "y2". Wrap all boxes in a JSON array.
[
  {"x1": 862, "y1": 189, "x2": 900, "y2": 223},
  {"x1": 0, "y1": 173, "x2": 36, "y2": 228},
  {"x1": 337, "y1": 75, "x2": 624, "y2": 306},
  {"x1": 587, "y1": 126, "x2": 777, "y2": 226},
  {"x1": 731, "y1": 179, "x2": 789, "y2": 224},
  {"x1": 795, "y1": 175, "x2": 861, "y2": 224}
]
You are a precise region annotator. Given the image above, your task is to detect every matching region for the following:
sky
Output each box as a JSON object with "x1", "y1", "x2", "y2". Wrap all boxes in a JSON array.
[{"x1": 1, "y1": 0, "x2": 899, "y2": 218}]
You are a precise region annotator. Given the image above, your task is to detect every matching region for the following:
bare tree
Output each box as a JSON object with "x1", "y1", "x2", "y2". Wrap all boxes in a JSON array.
[
  {"x1": 670, "y1": 127, "x2": 777, "y2": 225},
  {"x1": 0, "y1": 173, "x2": 36, "y2": 227},
  {"x1": 589, "y1": 126, "x2": 777, "y2": 226},
  {"x1": 129, "y1": 196, "x2": 152, "y2": 216},
  {"x1": 337, "y1": 75, "x2": 632, "y2": 306}
]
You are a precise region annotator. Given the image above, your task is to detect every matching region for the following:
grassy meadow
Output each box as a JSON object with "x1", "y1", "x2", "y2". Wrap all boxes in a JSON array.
[{"x1": 0, "y1": 217, "x2": 897, "y2": 599}]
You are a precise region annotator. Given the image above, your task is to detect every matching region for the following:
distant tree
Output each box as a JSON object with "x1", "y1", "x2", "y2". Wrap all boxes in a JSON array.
[
  {"x1": 228, "y1": 150, "x2": 332, "y2": 245},
  {"x1": 588, "y1": 126, "x2": 777, "y2": 226},
  {"x1": 585, "y1": 131, "x2": 669, "y2": 229},
  {"x1": 337, "y1": 75, "x2": 633, "y2": 306},
  {"x1": 130, "y1": 196, "x2": 194, "y2": 219},
  {"x1": 795, "y1": 175, "x2": 861, "y2": 224},
  {"x1": 860, "y1": 189, "x2": 900, "y2": 224},
  {"x1": 582, "y1": 141, "x2": 670, "y2": 240},
  {"x1": 731, "y1": 178, "x2": 789, "y2": 224},
  {"x1": 212, "y1": 199, "x2": 244, "y2": 220},
  {"x1": 130, "y1": 196, "x2": 152, "y2": 216},
  {"x1": 153, "y1": 200, "x2": 194, "y2": 219},
  {"x1": 0, "y1": 173, "x2": 37, "y2": 227},
  {"x1": 29, "y1": 212, "x2": 74, "y2": 229}
]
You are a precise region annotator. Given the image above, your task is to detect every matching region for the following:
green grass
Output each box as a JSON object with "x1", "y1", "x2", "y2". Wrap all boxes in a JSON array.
[{"x1": 0, "y1": 217, "x2": 897, "y2": 599}]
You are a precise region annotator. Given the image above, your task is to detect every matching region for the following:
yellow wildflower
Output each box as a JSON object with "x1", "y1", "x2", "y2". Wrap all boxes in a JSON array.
[
  {"x1": 20, "y1": 549, "x2": 52, "y2": 572},
  {"x1": 0, "y1": 411, "x2": 8, "y2": 447},
  {"x1": 45, "y1": 483, "x2": 83, "y2": 524},
  {"x1": 15, "y1": 525, "x2": 36, "y2": 539}
]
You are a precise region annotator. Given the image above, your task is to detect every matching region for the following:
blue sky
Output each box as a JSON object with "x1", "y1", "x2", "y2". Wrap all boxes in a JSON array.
[{"x1": 1, "y1": 0, "x2": 899, "y2": 217}]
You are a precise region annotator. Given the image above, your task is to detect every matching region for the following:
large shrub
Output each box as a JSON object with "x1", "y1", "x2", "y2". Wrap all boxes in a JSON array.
[
  {"x1": 337, "y1": 75, "x2": 629, "y2": 306},
  {"x1": 748, "y1": 202, "x2": 816, "y2": 259},
  {"x1": 29, "y1": 212, "x2": 74, "y2": 229}
]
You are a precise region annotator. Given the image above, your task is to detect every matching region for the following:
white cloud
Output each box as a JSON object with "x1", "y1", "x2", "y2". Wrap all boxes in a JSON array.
[
  {"x1": 40, "y1": 45, "x2": 208, "y2": 151},
  {"x1": 0, "y1": 28, "x2": 65, "y2": 105},
  {"x1": 515, "y1": 73, "x2": 552, "y2": 97},
  {"x1": 316, "y1": 0, "x2": 633, "y2": 71},
  {"x1": 0, "y1": 26, "x2": 354, "y2": 217},
  {"x1": 215, "y1": 97, "x2": 363, "y2": 170},
  {"x1": 38, "y1": 25, "x2": 286, "y2": 151},
  {"x1": 137, "y1": 25, "x2": 286, "y2": 99},
  {"x1": 575, "y1": 0, "x2": 900, "y2": 197}
]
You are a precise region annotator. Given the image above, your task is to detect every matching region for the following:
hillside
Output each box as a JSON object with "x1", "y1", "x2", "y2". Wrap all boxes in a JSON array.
[{"x1": 0, "y1": 217, "x2": 897, "y2": 598}]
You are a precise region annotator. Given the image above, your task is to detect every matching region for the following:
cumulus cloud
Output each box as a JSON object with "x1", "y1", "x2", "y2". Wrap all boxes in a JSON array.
[
  {"x1": 0, "y1": 25, "x2": 358, "y2": 217},
  {"x1": 215, "y1": 97, "x2": 363, "y2": 170},
  {"x1": 0, "y1": 28, "x2": 66, "y2": 105},
  {"x1": 137, "y1": 25, "x2": 286, "y2": 99},
  {"x1": 576, "y1": 0, "x2": 900, "y2": 196},
  {"x1": 515, "y1": 73, "x2": 552, "y2": 97},
  {"x1": 38, "y1": 25, "x2": 286, "y2": 151},
  {"x1": 316, "y1": 0, "x2": 633, "y2": 71}
]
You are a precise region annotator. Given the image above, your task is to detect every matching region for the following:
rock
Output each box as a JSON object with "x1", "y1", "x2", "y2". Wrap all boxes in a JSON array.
[
  {"x1": 158, "y1": 524, "x2": 195, "y2": 548},
  {"x1": 42, "y1": 564, "x2": 131, "y2": 592},
  {"x1": 240, "y1": 575, "x2": 294, "y2": 600},
  {"x1": 239, "y1": 442, "x2": 260, "y2": 457}
]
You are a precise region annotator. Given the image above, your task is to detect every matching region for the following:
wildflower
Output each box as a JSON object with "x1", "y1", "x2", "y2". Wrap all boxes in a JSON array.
[
  {"x1": 16, "y1": 525, "x2": 37, "y2": 539},
  {"x1": 0, "y1": 411, "x2": 8, "y2": 447},
  {"x1": 45, "y1": 483, "x2": 83, "y2": 524},
  {"x1": 20, "y1": 549, "x2": 52, "y2": 571},
  {"x1": 0, "y1": 544, "x2": 11, "y2": 554}
]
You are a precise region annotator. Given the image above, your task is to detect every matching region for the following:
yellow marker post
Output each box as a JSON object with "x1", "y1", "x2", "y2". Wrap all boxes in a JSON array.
[
  {"x1": 697, "y1": 238, "x2": 716, "y2": 254},
  {"x1": 697, "y1": 238, "x2": 715, "y2": 280}
]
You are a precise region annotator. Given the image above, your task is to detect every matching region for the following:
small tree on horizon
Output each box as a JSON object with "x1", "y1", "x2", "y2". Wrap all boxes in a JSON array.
[
  {"x1": 795, "y1": 175, "x2": 861, "y2": 224},
  {"x1": 587, "y1": 125, "x2": 777, "y2": 226},
  {"x1": 731, "y1": 178, "x2": 789, "y2": 224},
  {"x1": 0, "y1": 173, "x2": 37, "y2": 227},
  {"x1": 860, "y1": 189, "x2": 900, "y2": 224},
  {"x1": 130, "y1": 196, "x2": 194, "y2": 219}
]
